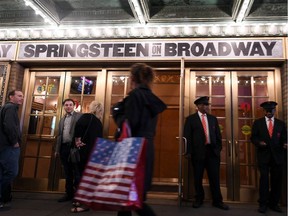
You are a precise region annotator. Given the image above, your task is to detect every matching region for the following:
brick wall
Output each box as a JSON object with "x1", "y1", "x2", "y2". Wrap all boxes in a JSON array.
[{"x1": 281, "y1": 60, "x2": 288, "y2": 124}]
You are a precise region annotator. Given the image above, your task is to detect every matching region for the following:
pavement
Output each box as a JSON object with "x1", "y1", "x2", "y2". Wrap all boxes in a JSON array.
[{"x1": 0, "y1": 191, "x2": 287, "y2": 216}]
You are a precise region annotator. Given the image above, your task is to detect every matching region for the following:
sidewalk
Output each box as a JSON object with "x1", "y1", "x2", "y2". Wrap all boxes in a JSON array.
[{"x1": 0, "y1": 192, "x2": 286, "y2": 216}]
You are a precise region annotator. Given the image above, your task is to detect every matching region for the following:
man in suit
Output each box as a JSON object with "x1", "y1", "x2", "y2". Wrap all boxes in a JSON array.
[
  {"x1": 251, "y1": 101, "x2": 287, "y2": 213},
  {"x1": 55, "y1": 99, "x2": 82, "y2": 202},
  {"x1": 184, "y1": 96, "x2": 229, "y2": 210}
]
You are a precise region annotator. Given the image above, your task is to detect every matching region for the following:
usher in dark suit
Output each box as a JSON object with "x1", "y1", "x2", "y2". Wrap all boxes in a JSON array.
[
  {"x1": 251, "y1": 111, "x2": 287, "y2": 212},
  {"x1": 184, "y1": 105, "x2": 225, "y2": 208}
]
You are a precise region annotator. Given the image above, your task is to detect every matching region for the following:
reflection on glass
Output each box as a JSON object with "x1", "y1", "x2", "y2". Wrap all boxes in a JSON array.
[
  {"x1": 70, "y1": 77, "x2": 96, "y2": 95},
  {"x1": 254, "y1": 76, "x2": 268, "y2": 96},
  {"x1": 196, "y1": 76, "x2": 209, "y2": 96},
  {"x1": 212, "y1": 76, "x2": 224, "y2": 95},
  {"x1": 238, "y1": 76, "x2": 251, "y2": 96},
  {"x1": 112, "y1": 76, "x2": 126, "y2": 95},
  {"x1": 238, "y1": 98, "x2": 252, "y2": 117}
]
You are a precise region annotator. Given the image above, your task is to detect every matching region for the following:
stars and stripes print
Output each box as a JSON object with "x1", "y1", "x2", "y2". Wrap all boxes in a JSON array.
[{"x1": 74, "y1": 137, "x2": 145, "y2": 209}]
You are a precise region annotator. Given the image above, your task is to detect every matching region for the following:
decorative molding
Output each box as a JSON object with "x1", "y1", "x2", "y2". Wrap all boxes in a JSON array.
[{"x1": 0, "y1": 23, "x2": 287, "y2": 40}]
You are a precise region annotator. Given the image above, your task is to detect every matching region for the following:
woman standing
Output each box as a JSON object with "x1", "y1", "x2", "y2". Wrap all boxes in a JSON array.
[
  {"x1": 112, "y1": 63, "x2": 167, "y2": 216},
  {"x1": 71, "y1": 101, "x2": 103, "y2": 213}
]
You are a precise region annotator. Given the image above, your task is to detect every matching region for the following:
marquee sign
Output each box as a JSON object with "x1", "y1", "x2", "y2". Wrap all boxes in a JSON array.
[
  {"x1": 0, "y1": 42, "x2": 17, "y2": 61},
  {"x1": 0, "y1": 38, "x2": 285, "y2": 61}
]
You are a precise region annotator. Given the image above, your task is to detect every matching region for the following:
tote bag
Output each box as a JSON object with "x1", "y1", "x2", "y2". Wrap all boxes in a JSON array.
[{"x1": 74, "y1": 136, "x2": 146, "y2": 211}]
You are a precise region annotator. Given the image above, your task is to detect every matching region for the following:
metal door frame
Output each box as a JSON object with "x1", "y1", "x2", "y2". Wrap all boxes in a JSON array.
[{"x1": 180, "y1": 66, "x2": 282, "y2": 204}]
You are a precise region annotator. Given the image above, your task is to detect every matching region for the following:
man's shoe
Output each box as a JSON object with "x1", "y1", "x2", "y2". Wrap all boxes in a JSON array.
[
  {"x1": 192, "y1": 200, "x2": 203, "y2": 208},
  {"x1": 258, "y1": 205, "x2": 267, "y2": 213},
  {"x1": 213, "y1": 202, "x2": 229, "y2": 210},
  {"x1": 269, "y1": 205, "x2": 282, "y2": 213},
  {"x1": 57, "y1": 195, "x2": 73, "y2": 202}
]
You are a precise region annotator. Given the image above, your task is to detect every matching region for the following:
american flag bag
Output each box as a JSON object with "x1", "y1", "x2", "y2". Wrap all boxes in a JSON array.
[{"x1": 74, "y1": 136, "x2": 147, "y2": 211}]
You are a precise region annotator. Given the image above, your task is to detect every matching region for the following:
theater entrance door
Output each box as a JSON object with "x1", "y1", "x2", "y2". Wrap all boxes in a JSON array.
[{"x1": 182, "y1": 69, "x2": 280, "y2": 202}]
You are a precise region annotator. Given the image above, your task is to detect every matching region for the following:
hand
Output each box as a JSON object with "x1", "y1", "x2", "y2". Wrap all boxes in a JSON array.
[
  {"x1": 75, "y1": 140, "x2": 86, "y2": 148},
  {"x1": 54, "y1": 152, "x2": 59, "y2": 157},
  {"x1": 259, "y1": 141, "x2": 267, "y2": 146},
  {"x1": 284, "y1": 143, "x2": 288, "y2": 149},
  {"x1": 13, "y1": 143, "x2": 20, "y2": 148}
]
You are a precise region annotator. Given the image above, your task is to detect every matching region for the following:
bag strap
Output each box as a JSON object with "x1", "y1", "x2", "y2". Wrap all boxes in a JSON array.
[{"x1": 82, "y1": 114, "x2": 93, "y2": 141}]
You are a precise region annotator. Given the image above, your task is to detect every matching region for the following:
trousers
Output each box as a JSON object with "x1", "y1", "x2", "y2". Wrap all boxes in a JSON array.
[{"x1": 0, "y1": 146, "x2": 20, "y2": 202}]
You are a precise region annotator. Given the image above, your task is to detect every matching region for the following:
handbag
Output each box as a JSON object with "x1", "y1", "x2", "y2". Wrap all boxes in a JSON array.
[
  {"x1": 74, "y1": 121, "x2": 147, "y2": 211},
  {"x1": 69, "y1": 114, "x2": 93, "y2": 163}
]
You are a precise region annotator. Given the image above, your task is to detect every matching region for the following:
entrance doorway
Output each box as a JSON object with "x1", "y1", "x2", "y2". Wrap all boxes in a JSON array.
[
  {"x1": 15, "y1": 68, "x2": 181, "y2": 194},
  {"x1": 14, "y1": 67, "x2": 282, "y2": 204},
  {"x1": 182, "y1": 69, "x2": 280, "y2": 203}
]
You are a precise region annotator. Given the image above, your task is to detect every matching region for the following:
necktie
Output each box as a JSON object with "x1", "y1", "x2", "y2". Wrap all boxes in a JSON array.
[
  {"x1": 268, "y1": 119, "x2": 273, "y2": 138},
  {"x1": 201, "y1": 114, "x2": 208, "y2": 144}
]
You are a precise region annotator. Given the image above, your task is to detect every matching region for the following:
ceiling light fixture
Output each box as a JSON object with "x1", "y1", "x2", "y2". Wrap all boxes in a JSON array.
[
  {"x1": 23, "y1": 0, "x2": 59, "y2": 26},
  {"x1": 128, "y1": 0, "x2": 146, "y2": 24},
  {"x1": 236, "y1": 0, "x2": 254, "y2": 23}
]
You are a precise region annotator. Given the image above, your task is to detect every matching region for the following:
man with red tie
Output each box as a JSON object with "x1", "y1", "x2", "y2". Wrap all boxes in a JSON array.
[
  {"x1": 251, "y1": 101, "x2": 287, "y2": 213},
  {"x1": 184, "y1": 96, "x2": 229, "y2": 210}
]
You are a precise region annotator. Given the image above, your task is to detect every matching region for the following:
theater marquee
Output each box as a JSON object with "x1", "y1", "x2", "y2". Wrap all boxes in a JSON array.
[{"x1": 0, "y1": 38, "x2": 285, "y2": 61}]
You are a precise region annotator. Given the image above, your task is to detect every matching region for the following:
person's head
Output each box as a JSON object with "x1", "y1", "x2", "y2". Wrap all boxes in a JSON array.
[
  {"x1": 194, "y1": 96, "x2": 209, "y2": 114},
  {"x1": 129, "y1": 63, "x2": 155, "y2": 89},
  {"x1": 260, "y1": 101, "x2": 277, "y2": 118},
  {"x1": 8, "y1": 89, "x2": 24, "y2": 105},
  {"x1": 89, "y1": 101, "x2": 104, "y2": 121},
  {"x1": 62, "y1": 99, "x2": 75, "y2": 114}
]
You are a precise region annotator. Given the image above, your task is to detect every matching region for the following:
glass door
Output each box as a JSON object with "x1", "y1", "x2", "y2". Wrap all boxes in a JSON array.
[
  {"x1": 15, "y1": 70, "x2": 101, "y2": 192},
  {"x1": 184, "y1": 70, "x2": 277, "y2": 202},
  {"x1": 16, "y1": 72, "x2": 66, "y2": 191},
  {"x1": 104, "y1": 70, "x2": 181, "y2": 194}
]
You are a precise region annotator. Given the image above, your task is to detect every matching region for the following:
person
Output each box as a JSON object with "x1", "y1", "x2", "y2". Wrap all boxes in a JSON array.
[
  {"x1": 71, "y1": 101, "x2": 103, "y2": 213},
  {"x1": 251, "y1": 101, "x2": 287, "y2": 213},
  {"x1": 183, "y1": 96, "x2": 229, "y2": 210},
  {"x1": 112, "y1": 63, "x2": 167, "y2": 216},
  {"x1": 55, "y1": 99, "x2": 82, "y2": 202},
  {"x1": 0, "y1": 90, "x2": 24, "y2": 209}
]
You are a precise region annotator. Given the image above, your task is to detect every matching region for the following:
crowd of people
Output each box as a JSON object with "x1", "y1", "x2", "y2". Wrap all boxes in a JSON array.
[{"x1": 0, "y1": 63, "x2": 287, "y2": 215}]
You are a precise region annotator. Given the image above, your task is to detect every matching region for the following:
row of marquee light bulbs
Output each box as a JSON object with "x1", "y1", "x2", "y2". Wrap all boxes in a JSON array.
[{"x1": 0, "y1": 24, "x2": 287, "y2": 40}]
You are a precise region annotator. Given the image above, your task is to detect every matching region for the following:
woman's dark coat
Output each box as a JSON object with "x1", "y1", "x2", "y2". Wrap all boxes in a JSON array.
[{"x1": 112, "y1": 85, "x2": 166, "y2": 200}]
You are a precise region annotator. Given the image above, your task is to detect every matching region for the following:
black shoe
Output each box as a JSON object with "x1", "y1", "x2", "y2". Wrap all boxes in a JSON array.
[
  {"x1": 192, "y1": 200, "x2": 203, "y2": 208},
  {"x1": 57, "y1": 195, "x2": 73, "y2": 202},
  {"x1": 213, "y1": 202, "x2": 229, "y2": 210},
  {"x1": 269, "y1": 205, "x2": 282, "y2": 213},
  {"x1": 258, "y1": 205, "x2": 267, "y2": 213}
]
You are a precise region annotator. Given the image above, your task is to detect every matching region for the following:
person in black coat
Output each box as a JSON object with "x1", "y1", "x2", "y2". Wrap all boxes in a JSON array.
[
  {"x1": 251, "y1": 101, "x2": 287, "y2": 213},
  {"x1": 0, "y1": 90, "x2": 24, "y2": 208},
  {"x1": 183, "y1": 96, "x2": 229, "y2": 210},
  {"x1": 71, "y1": 101, "x2": 103, "y2": 213},
  {"x1": 112, "y1": 63, "x2": 167, "y2": 216}
]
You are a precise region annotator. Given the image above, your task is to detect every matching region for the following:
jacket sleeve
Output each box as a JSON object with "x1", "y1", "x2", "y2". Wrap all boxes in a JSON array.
[
  {"x1": 250, "y1": 119, "x2": 263, "y2": 148},
  {"x1": 214, "y1": 116, "x2": 222, "y2": 151},
  {"x1": 2, "y1": 105, "x2": 20, "y2": 146}
]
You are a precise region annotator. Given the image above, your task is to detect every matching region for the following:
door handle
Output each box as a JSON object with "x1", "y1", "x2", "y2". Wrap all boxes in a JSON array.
[
  {"x1": 176, "y1": 137, "x2": 188, "y2": 156},
  {"x1": 228, "y1": 140, "x2": 231, "y2": 157},
  {"x1": 235, "y1": 140, "x2": 239, "y2": 157}
]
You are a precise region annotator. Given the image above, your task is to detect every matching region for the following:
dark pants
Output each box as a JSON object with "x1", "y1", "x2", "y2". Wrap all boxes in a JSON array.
[
  {"x1": 117, "y1": 203, "x2": 156, "y2": 216},
  {"x1": 192, "y1": 145, "x2": 223, "y2": 204},
  {"x1": 60, "y1": 144, "x2": 75, "y2": 197},
  {"x1": 0, "y1": 146, "x2": 20, "y2": 202},
  {"x1": 258, "y1": 159, "x2": 282, "y2": 206}
]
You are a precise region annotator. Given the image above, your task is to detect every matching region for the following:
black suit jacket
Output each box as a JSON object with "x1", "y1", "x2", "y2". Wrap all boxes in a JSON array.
[
  {"x1": 251, "y1": 117, "x2": 287, "y2": 165},
  {"x1": 184, "y1": 112, "x2": 222, "y2": 160}
]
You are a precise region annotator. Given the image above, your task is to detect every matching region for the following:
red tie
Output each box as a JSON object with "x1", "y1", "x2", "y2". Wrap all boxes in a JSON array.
[
  {"x1": 268, "y1": 119, "x2": 273, "y2": 138},
  {"x1": 202, "y1": 114, "x2": 208, "y2": 144}
]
